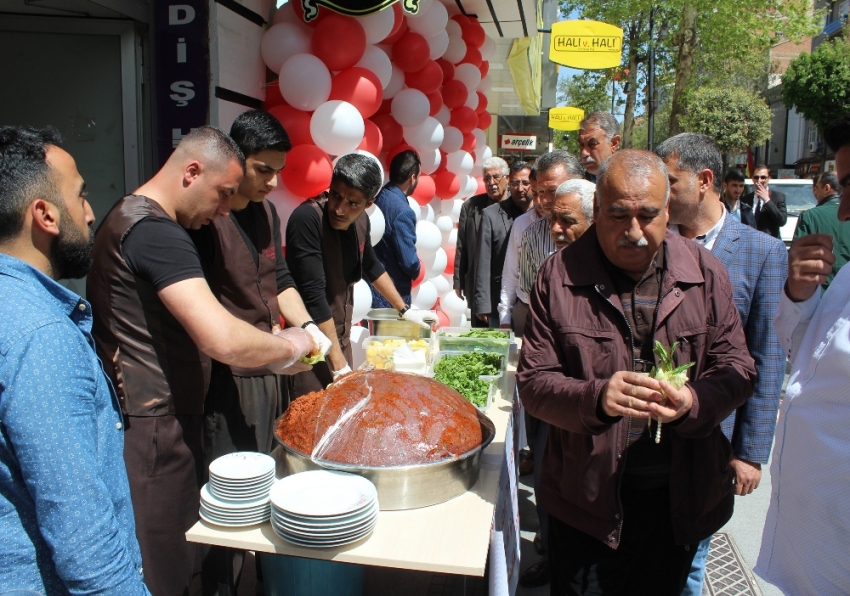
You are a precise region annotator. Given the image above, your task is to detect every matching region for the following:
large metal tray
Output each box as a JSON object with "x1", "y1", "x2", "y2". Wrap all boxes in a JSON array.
[{"x1": 273, "y1": 411, "x2": 496, "y2": 510}]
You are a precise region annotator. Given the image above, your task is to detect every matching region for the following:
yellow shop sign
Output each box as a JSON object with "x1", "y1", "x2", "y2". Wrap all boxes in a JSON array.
[
  {"x1": 549, "y1": 20, "x2": 624, "y2": 70},
  {"x1": 549, "y1": 107, "x2": 585, "y2": 131}
]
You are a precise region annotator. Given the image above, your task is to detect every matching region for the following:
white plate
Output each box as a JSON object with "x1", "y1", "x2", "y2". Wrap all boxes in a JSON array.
[
  {"x1": 200, "y1": 508, "x2": 270, "y2": 523},
  {"x1": 202, "y1": 501, "x2": 270, "y2": 516},
  {"x1": 199, "y1": 509, "x2": 269, "y2": 528},
  {"x1": 210, "y1": 470, "x2": 275, "y2": 486},
  {"x1": 272, "y1": 501, "x2": 378, "y2": 531},
  {"x1": 271, "y1": 521, "x2": 375, "y2": 547},
  {"x1": 209, "y1": 485, "x2": 273, "y2": 499},
  {"x1": 270, "y1": 471, "x2": 378, "y2": 518},
  {"x1": 274, "y1": 514, "x2": 377, "y2": 537},
  {"x1": 201, "y1": 484, "x2": 270, "y2": 509},
  {"x1": 209, "y1": 452, "x2": 275, "y2": 481}
]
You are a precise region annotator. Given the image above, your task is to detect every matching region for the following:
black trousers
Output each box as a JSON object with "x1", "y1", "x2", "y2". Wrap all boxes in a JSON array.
[{"x1": 548, "y1": 485, "x2": 698, "y2": 596}]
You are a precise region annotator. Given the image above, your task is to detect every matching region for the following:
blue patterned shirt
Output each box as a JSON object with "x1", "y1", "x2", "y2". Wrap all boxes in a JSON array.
[{"x1": 0, "y1": 254, "x2": 149, "y2": 595}]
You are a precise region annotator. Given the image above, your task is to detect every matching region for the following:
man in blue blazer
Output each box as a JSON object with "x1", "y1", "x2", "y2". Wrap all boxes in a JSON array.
[{"x1": 657, "y1": 134, "x2": 787, "y2": 596}]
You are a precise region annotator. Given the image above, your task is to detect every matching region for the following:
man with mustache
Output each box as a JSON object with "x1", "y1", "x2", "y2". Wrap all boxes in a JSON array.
[
  {"x1": 518, "y1": 150, "x2": 755, "y2": 595},
  {"x1": 0, "y1": 126, "x2": 149, "y2": 594},
  {"x1": 578, "y1": 111, "x2": 621, "y2": 182},
  {"x1": 454, "y1": 157, "x2": 509, "y2": 327}
]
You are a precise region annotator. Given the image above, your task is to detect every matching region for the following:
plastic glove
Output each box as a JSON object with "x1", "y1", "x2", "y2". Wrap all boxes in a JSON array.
[
  {"x1": 332, "y1": 364, "x2": 353, "y2": 380},
  {"x1": 402, "y1": 306, "x2": 437, "y2": 330},
  {"x1": 304, "y1": 322, "x2": 332, "y2": 356},
  {"x1": 267, "y1": 327, "x2": 314, "y2": 374}
]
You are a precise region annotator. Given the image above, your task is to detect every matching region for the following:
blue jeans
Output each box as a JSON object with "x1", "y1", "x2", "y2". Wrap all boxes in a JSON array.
[{"x1": 681, "y1": 535, "x2": 712, "y2": 596}]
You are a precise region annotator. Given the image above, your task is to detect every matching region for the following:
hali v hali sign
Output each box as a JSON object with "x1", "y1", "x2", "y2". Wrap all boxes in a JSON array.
[{"x1": 548, "y1": 20, "x2": 623, "y2": 70}]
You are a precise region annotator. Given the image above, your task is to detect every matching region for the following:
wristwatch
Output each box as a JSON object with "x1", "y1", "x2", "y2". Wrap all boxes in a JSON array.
[
  {"x1": 398, "y1": 305, "x2": 410, "y2": 317},
  {"x1": 300, "y1": 320, "x2": 316, "y2": 329}
]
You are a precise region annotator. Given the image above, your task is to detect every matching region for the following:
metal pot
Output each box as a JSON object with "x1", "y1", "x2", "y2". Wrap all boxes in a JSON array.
[
  {"x1": 364, "y1": 308, "x2": 432, "y2": 340},
  {"x1": 273, "y1": 411, "x2": 496, "y2": 510}
]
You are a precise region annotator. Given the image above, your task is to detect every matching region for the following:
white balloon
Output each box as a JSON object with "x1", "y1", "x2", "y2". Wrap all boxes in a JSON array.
[
  {"x1": 446, "y1": 150, "x2": 474, "y2": 176},
  {"x1": 420, "y1": 202, "x2": 435, "y2": 223},
  {"x1": 368, "y1": 204, "x2": 386, "y2": 245},
  {"x1": 420, "y1": 148, "x2": 441, "y2": 175},
  {"x1": 478, "y1": 74, "x2": 492, "y2": 93},
  {"x1": 272, "y1": 3, "x2": 310, "y2": 30},
  {"x1": 429, "y1": 196, "x2": 442, "y2": 217},
  {"x1": 391, "y1": 89, "x2": 430, "y2": 128},
  {"x1": 427, "y1": 30, "x2": 449, "y2": 60},
  {"x1": 310, "y1": 101, "x2": 365, "y2": 156},
  {"x1": 443, "y1": 35, "x2": 467, "y2": 64},
  {"x1": 472, "y1": 129, "x2": 487, "y2": 152},
  {"x1": 411, "y1": 280, "x2": 438, "y2": 310},
  {"x1": 404, "y1": 0, "x2": 432, "y2": 17},
  {"x1": 480, "y1": 36, "x2": 496, "y2": 60},
  {"x1": 352, "y1": 279, "x2": 374, "y2": 325},
  {"x1": 464, "y1": 90, "x2": 479, "y2": 111},
  {"x1": 356, "y1": 45, "x2": 393, "y2": 89},
  {"x1": 474, "y1": 145, "x2": 493, "y2": 167},
  {"x1": 439, "y1": 199, "x2": 455, "y2": 215},
  {"x1": 434, "y1": 105, "x2": 452, "y2": 127},
  {"x1": 261, "y1": 23, "x2": 312, "y2": 73},
  {"x1": 266, "y1": 182, "x2": 304, "y2": 242},
  {"x1": 357, "y1": 9, "x2": 395, "y2": 45},
  {"x1": 430, "y1": 273, "x2": 452, "y2": 297},
  {"x1": 404, "y1": 117, "x2": 444, "y2": 153},
  {"x1": 445, "y1": 20, "x2": 462, "y2": 39},
  {"x1": 455, "y1": 63, "x2": 482, "y2": 91},
  {"x1": 407, "y1": 196, "x2": 421, "y2": 220},
  {"x1": 440, "y1": 126, "x2": 464, "y2": 153},
  {"x1": 383, "y1": 64, "x2": 406, "y2": 99},
  {"x1": 441, "y1": 289, "x2": 467, "y2": 316},
  {"x1": 279, "y1": 54, "x2": 331, "y2": 112},
  {"x1": 423, "y1": 247, "x2": 447, "y2": 278},
  {"x1": 450, "y1": 201, "x2": 463, "y2": 224},
  {"x1": 407, "y1": 0, "x2": 448, "y2": 37},
  {"x1": 463, "y1": 175, "x2": 478, "y2": 196},
  {"x1": 415, "y1": 220, "x2": 442, "y2": 253}
]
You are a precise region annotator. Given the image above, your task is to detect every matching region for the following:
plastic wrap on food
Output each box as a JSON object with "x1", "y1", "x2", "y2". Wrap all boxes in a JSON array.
[{"x1": 276, "y1": 370, "x2": 483, "y2": 467}]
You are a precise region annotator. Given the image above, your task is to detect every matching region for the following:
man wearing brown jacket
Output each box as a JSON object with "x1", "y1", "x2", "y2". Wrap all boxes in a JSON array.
[{"x1": 517, "y1": 150, "x2": 756, "y2": 595}]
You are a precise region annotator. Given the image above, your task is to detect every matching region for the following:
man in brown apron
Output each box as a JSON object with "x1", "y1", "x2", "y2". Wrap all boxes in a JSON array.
[
  {"x1": 286, "y1": 153, "x2": 433, "y2": 394},
  {"x1": 87, "y1": 127, "x2": 317, "y2": 596}
]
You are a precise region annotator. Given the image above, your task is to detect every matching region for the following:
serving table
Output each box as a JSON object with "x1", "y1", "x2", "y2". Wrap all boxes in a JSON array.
[{"x1": 186, "y1": 367, "x2": 522, "y2": 595}]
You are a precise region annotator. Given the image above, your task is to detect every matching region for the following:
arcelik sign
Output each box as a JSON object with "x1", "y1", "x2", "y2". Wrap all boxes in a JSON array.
[
  {"x1": 549, "y1": 20, "x2": 624, "y2": 70},
  {"x1": 549, "y1": 107, "x2": 585, "y2": 131},
  {"x1": 301, "y1": 0, "x2": 419, "y2": 22},
  {"x1": 500, "y1": 134, "x2": 537, "y2": 152}
]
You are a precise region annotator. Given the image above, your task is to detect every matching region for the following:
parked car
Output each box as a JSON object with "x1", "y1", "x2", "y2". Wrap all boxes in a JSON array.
[{"x1": 744, "y1": 178, "x2": 815, "y2": 248}]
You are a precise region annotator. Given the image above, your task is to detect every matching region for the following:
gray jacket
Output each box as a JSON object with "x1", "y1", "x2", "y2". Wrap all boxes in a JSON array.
[{"x1": 473, "y1": 198, "x2": 526, "y2": 316}]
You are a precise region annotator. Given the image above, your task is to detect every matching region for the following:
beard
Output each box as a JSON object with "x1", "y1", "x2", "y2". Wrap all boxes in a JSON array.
[{"x1": 50, "y1": 213, "x2": 94, "y2": 280}]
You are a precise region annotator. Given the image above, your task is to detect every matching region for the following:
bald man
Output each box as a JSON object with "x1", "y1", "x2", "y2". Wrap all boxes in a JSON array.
[{"x1": 88, "y1": 127, "x2": 317, "y2": 596}]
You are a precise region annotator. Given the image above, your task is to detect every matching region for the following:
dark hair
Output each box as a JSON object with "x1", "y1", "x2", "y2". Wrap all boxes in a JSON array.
[
  {"x1": 533, "y1": 150, "x2": 584, "y2": 179},
  {"x1": 824, "y1": 115, "x2": 850, "y2": 153},
  {"x1": 817, "y1": 171, "x2": 840, "y2": 193},
  {"x1": 177, "y1": 126, "x2": 246, "y2": 173},
  {"x1": 333, "y1": 154, "x2": 383, "y2": 200},
  {"x1": 752, "y1": 163, "x2": 770, "y2": 175},
  {"x1": 510, "y1": 161, "x2": 532, "y2": 176},
  {"x1": 655, "y1": 133, "x2": 723, "y2": 194},
  {"x1": 529, "y1": 168, "x2": 536, "y2": 182},
  {"x1": 389, "y1": 150, "x2": 420, "y2": 186},
  {"x1": 229, "y1": 109, "x2": 292, "y2": 157},
  {"x1": 0, "y1": 126, "x2": 63, "y2": 242},
  {"x1": 724, "y1": 168, "x2": 746, "y2": 183}
]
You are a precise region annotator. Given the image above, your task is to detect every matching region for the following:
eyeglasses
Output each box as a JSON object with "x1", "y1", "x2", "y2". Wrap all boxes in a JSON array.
[
  {"x1": 754, "y1": 175, "x2": 769, "y2": 180},
  {"x1": 483, "y1": 174, "x2": 503, "y2": 183},
  {"x1": 509, "y1": 180, "x2": 531, "y2": 187}
]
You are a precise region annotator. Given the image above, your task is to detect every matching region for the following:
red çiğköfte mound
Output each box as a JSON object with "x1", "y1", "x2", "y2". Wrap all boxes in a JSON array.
[{"x1": 276, "y1": 370, "x2": 484, "y2": 467}]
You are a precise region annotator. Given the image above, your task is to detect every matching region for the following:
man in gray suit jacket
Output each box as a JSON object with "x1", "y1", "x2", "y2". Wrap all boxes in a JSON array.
[{"x1": 473, "y1": 161, "x2": 533, "y2": 325}]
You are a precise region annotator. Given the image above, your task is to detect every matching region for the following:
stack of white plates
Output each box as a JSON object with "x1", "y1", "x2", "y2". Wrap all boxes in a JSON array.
[
  {"x1": 269, "y1": 470, "x2": 379, "y2": 548},
  {"x1": 199, "y1": 452, "x2": 276, "y2": 527}
]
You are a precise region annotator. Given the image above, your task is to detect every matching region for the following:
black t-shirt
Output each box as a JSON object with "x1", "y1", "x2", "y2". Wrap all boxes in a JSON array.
[
  {"x1": 122, "y1": 217, "x2": 205, "y2": 290},
  {"x1": 189, "y1": 200, "x2": 295, "y2": 294},
  {"x1": 285, "y1": 202, "x2": 385, "y2": 323}
]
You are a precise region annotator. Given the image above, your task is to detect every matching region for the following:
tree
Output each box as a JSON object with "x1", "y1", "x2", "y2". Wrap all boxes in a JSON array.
[
  {"x1": 553, "y1": 71, "x2": 611, "y2": 154},
  {"x1": 679, "y1": 87, "x2": 772, "y2": 170},
  {"x1": 781, "y1": 37, "x2": 850, "y2": 167}
]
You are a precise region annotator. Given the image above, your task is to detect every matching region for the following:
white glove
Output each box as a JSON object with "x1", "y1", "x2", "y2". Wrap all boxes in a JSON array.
[
  {"x1": 402, "y1": 306, "x2": 437, "y2": 330},
  {"x1": 304, "y1": 322, "x2": 332, "y2": 356},
  {"x1": 332, "y1": 364, "x2": 352, "y2": 380},
  {"x1": 267, "y1": 327, "x2": 314, "y2": 373}
]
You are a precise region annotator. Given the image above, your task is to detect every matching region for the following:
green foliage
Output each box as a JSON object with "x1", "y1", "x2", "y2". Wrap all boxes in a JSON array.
[
  {"x1": 433, "y1": 352, "x2": 502, "y2": 408},
  {"x1": 553, "y1": 70, "x2": 611, "y2": 154},
  {"x1": 679, "y1": 86, "x2": 772, "y2": 155},
  {"x1": 781, "y1": 37, "x2": 850, "y2": 134}
]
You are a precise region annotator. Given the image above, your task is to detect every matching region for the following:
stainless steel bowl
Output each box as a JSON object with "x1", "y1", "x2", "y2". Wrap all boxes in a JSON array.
[
  {"x1": 273, "y1": 411, "x2": 496, "y2": 510},
  {"x1": 364, "y1": 308, "x2": 433, "y2": 340}
]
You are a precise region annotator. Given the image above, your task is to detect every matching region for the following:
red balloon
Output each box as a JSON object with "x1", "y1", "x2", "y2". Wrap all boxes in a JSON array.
[
  {"x1": 291, "y1": 0, "x2": 328, "y2": 27},
  {"x1": 478, "y1": 111, "x2": 492, "y2": 129},
  {"x1": 435, "y1": 170, "x2": 460, "y2": 199},
  {"x1": 476, "y1": 92, "x2": 488, "y2": 114},
  {"x1": 436, "y1": 58, "x2": 455, "y2": 82},
  {"x1": 461, "y1": 132, "x2": 476, "y2": 152},
  {"x1": 280, "y1": 145, "x2": 333, "y2": 198},
  {"x1": 450, "y1": 107, "x2": 478, "y2": 133},
  {"x1": 405, "y1": 60, "x2": 444, "y2": 94},
  {"x1": 427, "y1": 91, "x2": 443, "y2": 117},
  {"x1": 393, "y1": 32, "x2": 430, "y2": 73},
  {"x1": 451, "y1": 15, "x2": 470, "y2": 27},
  {"x1": 330, "y1": 67, "x2": 383, "y2": 118},
  {"x1": 358, "y1": 119, "x2": 384, "y2": 155},
  {"x1": 384, "y1": 3, "x2": 406, "y2": 44},
  {"x1": 476, "y1": 177, "x2": 486, "y2": 195},
  {"x1": 461, "y1": 46, "x2": 482, "y2": 67},
  {"x1": 371, "y1": 114, "x2": 403, "y2": 151},
  {"x1": 435, "y1": 152, "x2": 448, "y2": 174},
  {"x1": 375, "y1": 98, "x2": 393, "y2": 116},
  {"x1": 442, "y1": 79, "x2": 468, "y2": 109},
  {"x1": 412, "y1": 259, "x2": 425, "y2": 288},
  {"x1": 479, "y1": 62, "x2": 489, "y2": 78},
  {"x1": 436, "y1": 309, "x2": 450, "y2": 327},
  {"x1": 462, "y1": 21, "x2": 486, "y2": 48},
  {"x1": 443, "y1": 245, "x2": 456, "y2": 274},
  {"x1": 387, "y1": 143, "x2": 416, "y2": 165},
  {"x1": 265, "y1": 83, "x2": 285, "y2": 109},
  {"x1": 267, "y1": 104, "x2": 313, "y2": 147},
  {"x1": 411, "y1": 173, "x2": 436, "y2": 205},
  {"x1": 312, "y1": 15, "x2": 366, "y2": 72}
]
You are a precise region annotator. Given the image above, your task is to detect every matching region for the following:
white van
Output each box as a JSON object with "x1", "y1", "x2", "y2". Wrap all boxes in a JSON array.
[{"x1": 744, "y1": 178, "x2": 815, "y2": 248}]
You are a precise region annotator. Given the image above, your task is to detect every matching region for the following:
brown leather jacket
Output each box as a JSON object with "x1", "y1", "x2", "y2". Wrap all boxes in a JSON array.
[{"x1": 517, "y1": 227, "x2": 756, "y2": 548}]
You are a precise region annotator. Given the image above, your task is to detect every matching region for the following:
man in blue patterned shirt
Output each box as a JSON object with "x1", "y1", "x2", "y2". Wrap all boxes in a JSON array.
[{"x1": 0, "y1": 126, "x2": 150, "y2": 595}]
